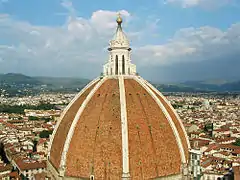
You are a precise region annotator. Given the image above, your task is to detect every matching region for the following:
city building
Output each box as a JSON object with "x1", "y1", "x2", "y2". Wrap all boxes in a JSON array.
[
  {"x1": 12, "y1": 158, "x2": 46, "y2": 180},
  {"x1": 47, "y1": 14, "x2": 201, "y2": 179}
]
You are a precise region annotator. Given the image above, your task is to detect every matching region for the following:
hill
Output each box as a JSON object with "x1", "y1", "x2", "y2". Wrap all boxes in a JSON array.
[
  {"x1": 181, "y1": 80, "x2": 240, "y2": 92},
  {"x1": 152, "y1": 83, "x2": 208, "y2": 93},
  {"x1": 0, "y1": 73, "x2": 89, "y2": 88},
  {"x1": 0, "y1": 73, "x2": 239, "y2": 94},
  {"x1": 0, "y1": 73, "x2": 41, "y2": 85},
  {"x1": 221, "y1": 81, "x2": 240, "y2": 92},
  {"x1": 0, "y1": 73, "x2": 90, "y2": 96},
  {"x1": 34, "y1": 76, "x2": 90, "y2": 89}
]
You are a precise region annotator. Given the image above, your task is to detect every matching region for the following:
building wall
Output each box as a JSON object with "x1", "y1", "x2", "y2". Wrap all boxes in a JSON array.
[
  {"x1": 47, "y1": 160, "x2": 61, "y2": 180},
  {"x1": 0, "y1": 170, "x2": 11, "y2": 180},
  {"x1": 188, "y1": 125, "x2": 199, "y2": 133},
  {"x1": 190, "y1": 149, "x2": 202, "y2": 179},
  {"x1": 47, "y1": 171, "x2": 184, "y2": 180},
  {"x1": 201, "y1": 173, "x2": 223, "y2": 180},
  {"x1": 21, "y1": 168, "x2": 45, "y2": 180},
  {"x1": 155, "y1": 174, "x2": 184, "y2": 180},
  {"x1": 103, "y1": 48, "x2": 136, "y2": 76}
]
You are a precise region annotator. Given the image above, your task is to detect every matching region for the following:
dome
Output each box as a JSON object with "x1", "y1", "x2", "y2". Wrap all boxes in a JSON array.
[
  {"x1": 48, "y1": 76, "x2": 190, "y2": 179},
  {"x1": 47, "y1": 14, "x2": 192, "y2": 180}
]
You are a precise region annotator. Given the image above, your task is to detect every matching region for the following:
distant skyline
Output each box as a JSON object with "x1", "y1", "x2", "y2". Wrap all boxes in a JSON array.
[{"x1": 0, "y1": 0, "x2": 240, "y2": 82}]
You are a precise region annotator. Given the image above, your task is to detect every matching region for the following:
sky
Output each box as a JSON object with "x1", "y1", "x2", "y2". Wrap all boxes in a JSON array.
[{"x1": 0, "y1": 0, "x2": 240, "y2": 82}]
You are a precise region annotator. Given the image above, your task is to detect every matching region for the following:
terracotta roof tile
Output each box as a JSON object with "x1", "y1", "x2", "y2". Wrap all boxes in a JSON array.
[
  {"x1": 65, "y1": 79, "x2": 122, "y2": 178},
  {"x1": 49, "y1": 78, "x2": 189, "y2": 179},
  {"x1": 15, "y1": 158, "x2": 46, "y2": 171},
  {"x1": 0, "y1": 164, "x2": 12, "y2": 172},
  {"x1": 149, "y1": 86, "x2": 189, "y2": 160},
  {"x1": 50, "y1": 81, "x2": 98, "y2": 169},
  {"x1": 125, "y1": 79, "x2": 181, "y2": 178}
]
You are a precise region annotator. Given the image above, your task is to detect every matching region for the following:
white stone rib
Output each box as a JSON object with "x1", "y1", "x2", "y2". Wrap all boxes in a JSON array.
[
  {"x1": 59, "y1": 77, "x2": 107, "y2": 175},
  {"x1": 119, "y1": 76, "x2": 131, "y2": 179},
  {"x1": 134, "y1": 77, "x2": 186, "y2": 164},
  {"x1": 140, "y1": 77, "x2": 190, "y2": 149},
  {"x1": 47, "y1": 77, "x2": 100, "y2": 158},
  {"x1": 48, "y1": 77, "x2": 100, "y2": 158}
]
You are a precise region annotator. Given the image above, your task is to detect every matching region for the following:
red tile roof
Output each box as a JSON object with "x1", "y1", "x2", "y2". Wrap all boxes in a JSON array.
[
  {"x1": 34, "y1": 172, "x2": 47, "y2": 180},
  {"x1": 49, "y1": 78, "x2": 189, "y2": 179},
  {"x1": 15, "y1": 158, "x2": 46, "y2": 171},
  {"x1": 233, "y1": 166, "x2": 240, "y2": 180},
  {"x1": 50, "y1": 81, "x2": 98, "y2": 169},
  {"x1": 9, "y1": 171, "x2": 21, "y2": 179},
  {"x1": 149, "y1": 85, "x2": 189, "y2": 160},
  {"x1": 0, "y1": 164, "x2": 12, "y2": 172}
]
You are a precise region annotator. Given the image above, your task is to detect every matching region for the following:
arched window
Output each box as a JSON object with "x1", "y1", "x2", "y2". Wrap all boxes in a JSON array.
[
  {"x1": 90, "y1": 175, "x2": 94, "y2": 180},
  {"x1": 122, "y1": 55, "x2": 125, "y2": 75},
  {"x1": 128, "y1": 67, "x2": 130, "y2": 75},
  {"x1": 115, "y1": 55, "x2": 118, "y2": 75},
  {"x1": 110, "y1": 68, "x2": 112, "y2": 75}
]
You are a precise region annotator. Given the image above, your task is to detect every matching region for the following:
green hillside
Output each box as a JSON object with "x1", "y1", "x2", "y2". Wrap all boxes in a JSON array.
[
  {"x1": 34, "y1": 76, "x2": 90, "y2": 89},
  {"x1": 0, "y1": 73, "x2": 239, "y2": 93},
  {"x1": 0, "y1": 73, "x2": 41, "y2": 85}
]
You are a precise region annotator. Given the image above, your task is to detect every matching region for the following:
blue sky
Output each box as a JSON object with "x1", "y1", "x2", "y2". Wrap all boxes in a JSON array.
[{"x1": 0, "y1": 0, "x2": 240, "y2": 82}]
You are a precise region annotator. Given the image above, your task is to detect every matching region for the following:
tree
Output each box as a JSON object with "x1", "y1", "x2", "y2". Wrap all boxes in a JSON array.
[
  {"x1": 39, "y1": 130, "x2": 53, "y2": 138},
  {"x1": 204, "y1": 123, "x2": 213, "y2": 132},
  {"x1": 29, "y1": 116, "x2": 39, "y2": 121},
  {"x1": 0, "y1": 103, "x2": 57, "y2": 114},
  {"x1": 172, "y1": 104, "x2": 183, "y2": 109},
  {"x1": 33, "y1": 140, "x2": 38, "y2": 152},
  {"x1": 42, "y1": 117, "x2": 53, "y2": 123},
  {"x1": 233, "y1": 139, "x2": 240, "y2": 146}
]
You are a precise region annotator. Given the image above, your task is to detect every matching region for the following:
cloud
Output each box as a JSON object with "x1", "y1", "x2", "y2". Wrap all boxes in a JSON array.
[
  {"x1": 0, "y1": 1, "x2": 240, "y2": 82},
  {"x1": 0, "y1": 9, "x2": 135, "y2": 78},
  {"x1": 90, "y1": 10, "x2": 131, "y2": 32},
  {"x1": 165, "y1": 0, "x2": 231, "y2": 8},
  {"x1": 134, "y1": 23, "x2": 240, "y2": 65},
  {"x1": 61, "y1": 0, "x2": 75, "y2": 15},
  {"x1": 133, "y1": 23, "x2": 240, "y2": 81}
]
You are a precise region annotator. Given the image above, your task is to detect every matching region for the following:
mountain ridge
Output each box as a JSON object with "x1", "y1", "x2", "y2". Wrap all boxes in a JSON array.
[{"x1": 0, "y1": 73, "x2": 239, "y2": 93}]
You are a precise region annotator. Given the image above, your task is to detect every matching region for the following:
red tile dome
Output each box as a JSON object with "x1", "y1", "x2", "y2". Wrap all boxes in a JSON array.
[{"x1": 47, "y1": 76, "x2": 190, "y2": 179}]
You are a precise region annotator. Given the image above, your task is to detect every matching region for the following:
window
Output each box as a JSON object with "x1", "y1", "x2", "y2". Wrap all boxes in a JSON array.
[
  {"x1": 90, "y1": 175, "x2": 94, "y2": 180},
  {"x1": 115, "y1": 55, "x2": 118, "y2": 75},
  {"x1": 122, "y1": 55, "x2": 125, "y2": 75}
]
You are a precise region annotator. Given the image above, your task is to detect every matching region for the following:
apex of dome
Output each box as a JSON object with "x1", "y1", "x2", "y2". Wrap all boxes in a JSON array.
[
  {"x1": 110, "y1": 13, "x2": 129, "y2": 49},
  {"x1": 103, "y1": 13, "x2": 136, "y2": 76},
  {"x1": 116, "y1": 13, "x2": 123, "y2": 25}
]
